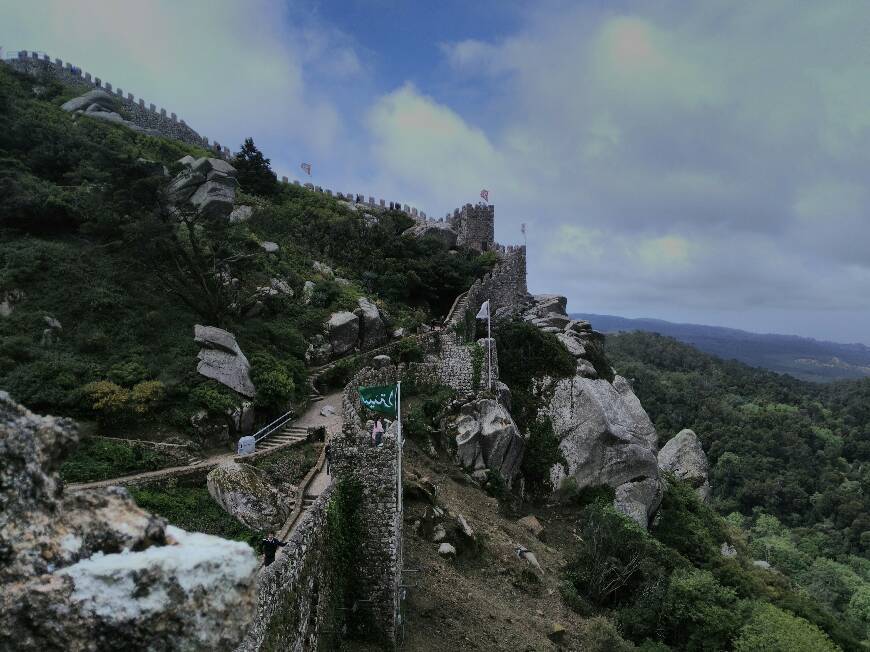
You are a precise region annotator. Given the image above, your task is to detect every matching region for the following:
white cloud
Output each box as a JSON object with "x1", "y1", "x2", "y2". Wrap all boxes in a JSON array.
[{"x1": 429, "y1": 1, "x2": 870, "y2": 340}]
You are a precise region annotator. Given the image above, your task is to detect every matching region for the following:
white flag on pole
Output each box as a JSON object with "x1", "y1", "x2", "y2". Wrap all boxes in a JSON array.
[{"x1": 476, "y1": 300, "x2": 490, "y2": 319}]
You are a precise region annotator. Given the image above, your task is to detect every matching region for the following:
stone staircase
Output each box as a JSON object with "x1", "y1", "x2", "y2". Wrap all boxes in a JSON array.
[
  {"x1": 444, "y1": 290, "x2": 469, "y2": 326},
  {"x1": 256, "y1": 424, "x2": 309, "y2": 451}
]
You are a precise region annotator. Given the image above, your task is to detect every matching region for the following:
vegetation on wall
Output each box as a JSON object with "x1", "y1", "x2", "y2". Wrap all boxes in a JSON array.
[{"x1": 324, "y1": 478, "x2": 371, "y2": 646}]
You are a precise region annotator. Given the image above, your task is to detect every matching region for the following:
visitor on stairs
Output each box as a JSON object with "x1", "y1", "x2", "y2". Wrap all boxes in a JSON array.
[
  {"x1": 262, "y1": 532, "x2": 287, "y2": 567},
  {"x1": 325, "y1": 443, "x2": 332, "y2": 475}
]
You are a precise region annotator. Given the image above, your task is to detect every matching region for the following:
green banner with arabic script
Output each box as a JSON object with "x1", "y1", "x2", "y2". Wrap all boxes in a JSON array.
[{"x1": 358, "y1": 384, "x2": 398, "y2": 417}]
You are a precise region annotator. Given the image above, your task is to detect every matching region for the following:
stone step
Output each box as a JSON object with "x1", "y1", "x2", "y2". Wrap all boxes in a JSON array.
[{"x1": 187, "y1": 458, "x2": 203, "y2": 466}]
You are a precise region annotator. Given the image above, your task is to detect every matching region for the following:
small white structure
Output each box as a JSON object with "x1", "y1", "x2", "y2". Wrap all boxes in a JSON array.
[{"x1": 237, "y1": 436, "x2": 255, "y2": 455}]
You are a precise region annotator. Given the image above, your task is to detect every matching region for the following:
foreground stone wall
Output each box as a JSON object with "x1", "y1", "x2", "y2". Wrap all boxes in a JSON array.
[
  {"x1": 236, "y1": 485, "x2": 336, "y2": 652},
  {"x1": 5, "y1": 51, "x2": 226, "y2": 155},
  {"x1": 333, "y1": 366, "x2": 404, "y2": 646}
]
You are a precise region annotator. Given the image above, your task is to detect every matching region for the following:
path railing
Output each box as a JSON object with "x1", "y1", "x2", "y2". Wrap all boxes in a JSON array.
[{"x1": 252, "y1": 410, "x2": 295, "y2": 444}]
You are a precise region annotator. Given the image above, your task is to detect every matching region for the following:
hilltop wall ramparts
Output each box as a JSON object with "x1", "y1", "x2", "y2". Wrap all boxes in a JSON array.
[{"x1": 4, "y1": 50, "x2": 229, "y2": 157}]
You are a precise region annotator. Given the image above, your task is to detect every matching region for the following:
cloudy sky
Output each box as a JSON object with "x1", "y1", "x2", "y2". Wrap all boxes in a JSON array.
[{"x1": 4, "y1": 0, "x2": 870, "y2": 344}]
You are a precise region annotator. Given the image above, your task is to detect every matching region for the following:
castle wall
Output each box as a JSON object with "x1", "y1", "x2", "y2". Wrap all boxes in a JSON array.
[
  {"x1": 5, "y1": 51, "x2": 229, "y2": 157},
  {"x1": 332, "y1": 365, "x2": 404, "y2": 646},
  {"x1": 450, "y1": 246, "x2": 529, "y2": 328},
  {"x1": 236, "y1": 486, "x2": 336, "y2": 652}
]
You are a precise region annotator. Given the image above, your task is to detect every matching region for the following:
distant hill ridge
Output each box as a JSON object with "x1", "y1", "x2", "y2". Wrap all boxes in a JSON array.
[{"x1": 573, "y1": 313, "x2": 870, "y2": 383}]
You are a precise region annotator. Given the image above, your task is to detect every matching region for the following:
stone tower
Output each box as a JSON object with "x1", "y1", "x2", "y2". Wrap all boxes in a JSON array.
[{"x1": 449, "y1": 203, "x2": 495, "y2": 251}]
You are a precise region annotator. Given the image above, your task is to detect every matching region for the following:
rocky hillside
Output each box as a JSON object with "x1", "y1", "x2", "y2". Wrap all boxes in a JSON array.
[{"x1": 0, "y1": 62, "x2": 490, "y2": 454}]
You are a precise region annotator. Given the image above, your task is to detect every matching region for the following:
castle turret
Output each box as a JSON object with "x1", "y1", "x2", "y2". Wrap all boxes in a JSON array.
[{"x1": 451, "y1": 203, "x2": 495, "y2": 251}]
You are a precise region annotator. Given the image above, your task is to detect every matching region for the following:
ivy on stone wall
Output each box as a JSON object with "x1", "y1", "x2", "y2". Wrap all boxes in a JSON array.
[
  {"x1": 324, "y1": 478, "x2": 373, "y2": 645},
  {"x1": 470, "y1": 342, "x2": 485, "y2": 390}
]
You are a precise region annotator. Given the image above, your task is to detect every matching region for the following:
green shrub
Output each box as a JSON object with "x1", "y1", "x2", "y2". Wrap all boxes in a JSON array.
[
  {"x1": 129, "y1": 380, "x2": 165, "y2": 414},
  {"x1": 107, "y1": 360, "x2": 149, "y2": 386},
  {"x1": 565, "y1": 500, "x2": 676, "y2": 607},
  {"x1": 315, "y1": 357, "x2": 357, "y2": 392},
  {"x1": 652, "y1": 477, "x2": 728, "y2": 567},
  {"x1": 190, "y1": 382, "x2": 239, "y2": 415},
  {"x1": 250, "y1": 352, "x2": 296, "y2": 410},
  {"x1": 576, "y1": 617, "x2": 635, "y2": 652},
  {"x1": 521, "y1": 417, "x2": 564, "y2": 493},
  {"x1": 494, "y1": 321, "x2": 577, "y2": 430},
  {"x1": 559, "y1": 579, "x2": 594, "y2": 615},
  {"x1": 733, "y1": 602, "x2": 839, "y2": 652},
  {"x1": 396, "y1": 338, "x2": 423, "y2": 364},
  {"x1": 658, "y1": 568, "x2": 743, "y2": 651}
]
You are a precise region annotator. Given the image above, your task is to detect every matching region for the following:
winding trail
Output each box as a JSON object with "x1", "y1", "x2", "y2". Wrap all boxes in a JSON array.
[{"x1": 67, "y1": 390, "x2": 344, "y2": 493}]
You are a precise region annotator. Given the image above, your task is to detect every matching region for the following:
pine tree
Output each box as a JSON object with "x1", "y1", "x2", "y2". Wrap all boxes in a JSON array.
[{"x1": 232, "y1": 138, "x2": 278, "y2": 196}]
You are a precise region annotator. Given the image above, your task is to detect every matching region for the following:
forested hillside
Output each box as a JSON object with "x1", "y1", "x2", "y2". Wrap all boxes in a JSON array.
[
  {"x1": 607, "y1": 331, "x2": 870, "y2": 557},
  {"x1": 576, "y1": 312, "x2": 870, "y2": 382},
  {"x1": 581, "y1": 331, "x2": 870, "y2": 648}
]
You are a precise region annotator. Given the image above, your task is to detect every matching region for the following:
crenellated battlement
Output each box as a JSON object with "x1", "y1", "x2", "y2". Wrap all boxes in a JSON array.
[
  {"x1": 277, "y1": 177, "x2": 430, "y2": 219},
  {"x1": 3, "y1": 50, "x2": 230, "y2": 158}
]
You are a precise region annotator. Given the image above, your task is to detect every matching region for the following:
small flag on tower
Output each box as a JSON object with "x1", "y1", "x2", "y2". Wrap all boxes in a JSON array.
[
  {"x1": 301, "y1": 162, "x2": 312, "y2": 175},
  {"x1": 521, "y1": 223, "x2": 526, "y2": 236},
  {"x1": 480, "y1": 189, "x2": 489, "y2": 202}
]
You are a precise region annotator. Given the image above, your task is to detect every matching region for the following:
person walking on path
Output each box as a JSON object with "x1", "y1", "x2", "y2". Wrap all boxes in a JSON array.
[
  {"x1": 262, "y1": 532, "x2": 286, "y2": 567},
  {"x1": 325, "y1": 443, "x2": 332, "y2": 475}
]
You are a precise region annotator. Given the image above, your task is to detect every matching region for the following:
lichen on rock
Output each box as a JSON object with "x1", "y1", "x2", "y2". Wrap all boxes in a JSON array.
[{"x1": 0, "y1": 391, "x2": 258, "y2": 651}]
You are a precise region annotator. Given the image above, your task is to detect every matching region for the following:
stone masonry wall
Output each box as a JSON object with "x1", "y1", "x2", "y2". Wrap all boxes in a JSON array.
[
  {"x1": 332, "y1": 366, "x2": 403, "y2": 647},
  {"x1": 236, "y1": 485, "x2": 335, "y2": 652},
  {"x1": 462, "y1": 246, "x2": 529, "y2": 326},
  {"x1": 4, "y1": 52, "x2": 228, "y2": 156},
  {"x1": 431, "y1": 336, "x2": 499, "y2": 396}
]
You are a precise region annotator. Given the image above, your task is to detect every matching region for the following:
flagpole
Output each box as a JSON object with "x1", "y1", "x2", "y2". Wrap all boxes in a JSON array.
[
  {"x1": 487, "y1": 300, "x2": 492, "y2": 391},
  {"x1": 397, "y1": 380, "x2": 402, "y2": 516}
]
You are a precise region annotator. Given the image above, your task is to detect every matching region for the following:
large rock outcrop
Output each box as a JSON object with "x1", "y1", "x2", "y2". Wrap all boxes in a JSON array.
[
  {"x1": 325, "y1": 298, "x2": 389, "y2": 358},
  {"x1": 658, "y1": 429, "x2": 712, "y2": 503},
  {"x1": 165, "y1": 157, "x2": 239, "y2": 219},
  {"x1": 327, "y1": 311, "x2": 360, "y2": 356},
  {"x1": 194, "y1": 324, "x2": 256, "y2": 398},
  {"x1": 543, "y1": 375, "x2": 659, "y2": 490},
  {"x1": 61, "y1": 89, "x2": 160, "y2": 137},
  {"x1": 206, "y1": 460, "x2": 291, "y2": 532},
  {"x1": 402, "y1": 221, "x2": 458, "y2": 248},
  {"x1": 524, "y1": 295, "x2": 662, "y2": 527},
  {"x1": 0, "y1": 392, "x2": 258, "y2": 651},
  {"x1": 355, "y1": 297, "x2": 388, "y2": 350},
  {"x1": 453, "y1": 398, "x2": 526, "y2": 483}
]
